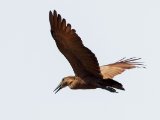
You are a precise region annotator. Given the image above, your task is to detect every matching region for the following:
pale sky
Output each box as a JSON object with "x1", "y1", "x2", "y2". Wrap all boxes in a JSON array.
[{"x1": 0, "y1": 0, "x2": 160, "y2": 120}]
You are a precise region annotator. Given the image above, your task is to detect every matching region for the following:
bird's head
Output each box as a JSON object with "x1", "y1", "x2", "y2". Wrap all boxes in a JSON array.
[{"x1": 54, "y1": 76, "x2": 74, "y2": 94}]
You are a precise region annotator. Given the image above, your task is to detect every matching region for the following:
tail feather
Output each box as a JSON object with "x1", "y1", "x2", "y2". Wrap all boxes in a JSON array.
[{"x1": 101, "y1": 79, "x2": 125, "y2": 90}]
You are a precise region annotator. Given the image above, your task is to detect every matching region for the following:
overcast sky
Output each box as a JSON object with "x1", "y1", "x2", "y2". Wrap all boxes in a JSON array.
[{"x1": 0, "y1": 0, "x2": 160, "y2": 120}]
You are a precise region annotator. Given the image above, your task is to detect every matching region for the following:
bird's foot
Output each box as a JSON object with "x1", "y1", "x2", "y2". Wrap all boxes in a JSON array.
[{"x1": 104, "y1": 87, "x2": 118, "y2": 93}]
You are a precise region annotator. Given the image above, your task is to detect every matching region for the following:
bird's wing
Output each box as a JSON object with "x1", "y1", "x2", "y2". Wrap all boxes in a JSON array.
[
  {"x1": 100, "y1": 58, "x2": 145, "y2": 79},
  {"x1": 49, "y1": 10, "x2": 102, "y2": 79}
]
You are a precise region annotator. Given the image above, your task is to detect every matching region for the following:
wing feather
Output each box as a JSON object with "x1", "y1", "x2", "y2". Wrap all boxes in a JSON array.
[
  {"x1": 49, "y1": 10, "x2": 102, "y2": 79},
  {"x1": 61, "y1": 19, "x2": 66, "y2": 30},
  {"x1": 100, "y1": 57, "x2": 145, "y2": 79}
]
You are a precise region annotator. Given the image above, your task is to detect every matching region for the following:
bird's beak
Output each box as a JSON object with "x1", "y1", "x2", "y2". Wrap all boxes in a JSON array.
[{"x1": 54, "y1": 83, "x2": 62, "y2": 94}]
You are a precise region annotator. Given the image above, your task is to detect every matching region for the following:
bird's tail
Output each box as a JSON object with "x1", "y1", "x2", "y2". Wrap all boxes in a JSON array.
[{"x1": 100, "y1": 79, "x2": 125, "y2": 90}]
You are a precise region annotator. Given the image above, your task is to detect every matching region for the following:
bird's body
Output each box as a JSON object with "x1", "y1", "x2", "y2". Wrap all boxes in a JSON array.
[
  {"x1": 65, "y1": 76, "x2": 125, "y2": 92},
  {"x1": 49, "y1": 10, "x2": 144, "y2": 93},
  {"x1": 63, "y1": 76, "x2": 98, "y2": 89}
]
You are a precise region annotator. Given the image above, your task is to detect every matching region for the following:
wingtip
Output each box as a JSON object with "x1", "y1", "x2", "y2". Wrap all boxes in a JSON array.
[
  {"x1": 49, "y1": 11, "x2": 53, "y2": 26},
  {"x1": 49, "y1": 10, "x2": 52, "y2": 13},
  {"x1": 49, "y1": 11, "x2": 52, "y2": 17},
  {"x1": 49, "y1": 10, "x2": 58, "y2": 16},
  {"x1": 53, "y1": 10, "x2": 57, "y2": 16}
]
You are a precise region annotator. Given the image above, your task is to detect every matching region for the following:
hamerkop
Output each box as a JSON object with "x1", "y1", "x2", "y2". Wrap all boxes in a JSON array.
[{"x1": 49, "y1": 10, "x2": 144, "y2": 93}]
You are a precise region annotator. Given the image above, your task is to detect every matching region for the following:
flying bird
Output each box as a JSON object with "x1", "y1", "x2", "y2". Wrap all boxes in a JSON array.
[{"x1": 49, "y1": 10, "x2": 144, "y2": 93}]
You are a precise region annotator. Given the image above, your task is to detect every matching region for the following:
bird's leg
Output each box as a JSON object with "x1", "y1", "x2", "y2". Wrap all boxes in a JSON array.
[
  {"x1": 103, "y1": 87, "x2": 118, "y2": 93},
  {"x1": 97, "y1": 81, "x2": 118, "y2": 93}
]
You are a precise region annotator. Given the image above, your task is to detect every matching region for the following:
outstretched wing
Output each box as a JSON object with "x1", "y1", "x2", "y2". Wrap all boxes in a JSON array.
[
  {"x1": 49, "y1": 10, "x2": 102, "y2": 79},
  {"x1": 100, "y1": 58, "x2": 145, "y2": 79}
]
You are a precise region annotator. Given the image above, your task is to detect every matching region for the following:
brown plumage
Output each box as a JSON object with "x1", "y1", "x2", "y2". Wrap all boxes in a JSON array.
[{"x1": 49, "y1": 10, "x2": 144, "y2": 93}]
